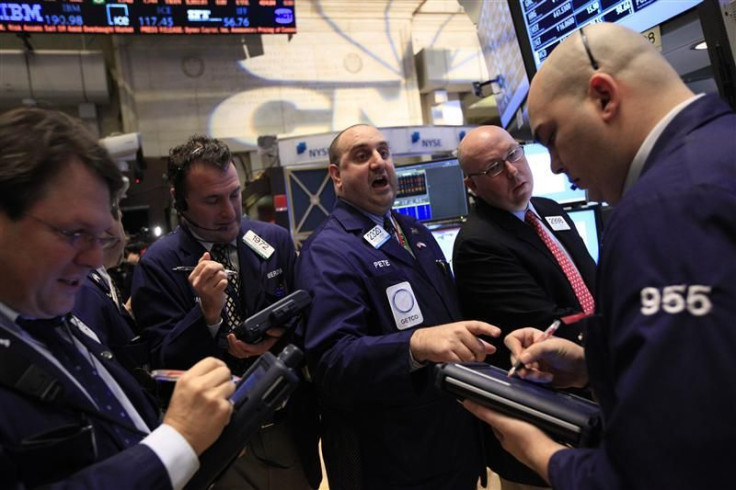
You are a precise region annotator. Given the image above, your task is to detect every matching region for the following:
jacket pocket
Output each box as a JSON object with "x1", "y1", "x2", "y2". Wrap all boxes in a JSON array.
[{"x1": 8, "y1": 423, "x2": 96, "y2": 487}]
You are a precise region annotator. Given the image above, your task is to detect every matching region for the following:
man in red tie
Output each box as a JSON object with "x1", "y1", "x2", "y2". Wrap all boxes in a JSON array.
[
  {"x1": 454, "y1": 124, "x2": 596, "y2": 490},
  {"x1": 464, "y1": 22, "x2": 736, "y2": 490}
]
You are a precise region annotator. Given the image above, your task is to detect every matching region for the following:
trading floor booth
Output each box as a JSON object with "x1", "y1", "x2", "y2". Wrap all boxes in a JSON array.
[
  {"x1": 271, "y1": 125, "x2": 605, "y2": 264},
  {"x1": 274, "y1": 126, "x2": 475, "y2": 248}
]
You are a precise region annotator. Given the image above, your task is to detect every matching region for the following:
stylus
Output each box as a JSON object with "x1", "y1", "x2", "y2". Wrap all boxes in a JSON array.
[
  {"x1": 507, "y1": 319, "x2": 561, "y2": 378},
  {"x1": 172, "y1": 265, "x2": 237, "y2": 276},
  {"x1": 507, "y1": 311, "x2": 592, "y2": 378}
]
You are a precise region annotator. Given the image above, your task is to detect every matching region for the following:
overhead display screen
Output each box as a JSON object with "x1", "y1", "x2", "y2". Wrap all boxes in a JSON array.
[
  {"x1": 510, "y1": 0, "x2": 701, "y2": 75},
  {"x1": 0, "y1": 0, "x2": 296, "y2": 35},
  {"x1": 476, "y1": 0, "x2": 529, "y2": 129}
]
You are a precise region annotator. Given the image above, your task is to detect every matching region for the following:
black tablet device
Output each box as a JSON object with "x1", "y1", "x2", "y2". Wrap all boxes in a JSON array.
[
  {"x1": 435, "y1": 362, "x2": 602, "y2": 447},
  {"x1": 232, "y1": 289, "x2": 311, "y2": 344},
  {"x1": 185, "y1": 345, "x2": 304, "y2": 490}
]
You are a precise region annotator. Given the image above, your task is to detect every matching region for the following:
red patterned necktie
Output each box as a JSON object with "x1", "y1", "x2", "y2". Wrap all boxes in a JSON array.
[{"x1": 525, "y1": 210, "x2": 595, "y2": 315}]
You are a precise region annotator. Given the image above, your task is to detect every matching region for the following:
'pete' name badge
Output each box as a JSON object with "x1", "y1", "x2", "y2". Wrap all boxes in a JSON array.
[
  {"x1": 386, "y1": 282, "x2": 423, "y2": 330},
  {"x1": 364, "y1": 225, "x2": 391, "y2": 249},
  {"x1": 545, "y1": 216, "x2": 571, "y2": 231},
  {"x1": 242, "y1": 230, "x2": 275, "y2": 259}
]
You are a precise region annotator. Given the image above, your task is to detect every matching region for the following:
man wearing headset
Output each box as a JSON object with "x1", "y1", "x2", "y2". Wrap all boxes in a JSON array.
[{"x1": 131, "y1": 135, "x2": 320, "y2": 490}]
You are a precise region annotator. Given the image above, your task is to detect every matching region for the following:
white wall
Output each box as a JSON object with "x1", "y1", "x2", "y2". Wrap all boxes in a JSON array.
[{"x1": 113, "y1": 0, "x2": 484, "y2": 157}]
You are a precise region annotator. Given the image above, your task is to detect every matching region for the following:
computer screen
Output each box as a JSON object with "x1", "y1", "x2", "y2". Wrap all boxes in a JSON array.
[
  {"x1": 491, "y1": 0, "x2": 702, "y2": 132},
  {"x1": 476, "y1": 0, "x2": 530, "y2": 129},
  {"x1": 429, "y1": 225, "x2": 462, "y2": 272},
  {"x1": 393, "y1": 158, "x2": 469, "y2": 224},
  {"x1": 525, "y1": 142, "x2": 587, "y2": 205},
  {"x1": 565, "y1": 206, "x2": 601, "y2": 263},
  {"x1": 508, "y1": 0, "x2": 702, "y2": 78}
]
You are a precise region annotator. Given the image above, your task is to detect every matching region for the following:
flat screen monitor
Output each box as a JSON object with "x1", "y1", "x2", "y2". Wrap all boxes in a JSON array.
[
  {"x1": 393, "y1": 158, "x2": 469, "y2": 224},
  {"x1": 491, "y1": 0, "x2": 702, "y2": 131},
  {"x1": 476, "y1": 1, "x2": 530, "y2": 129},
  {"x1": 429, "y1": 225, "x2": 462, "y2": 272},
  {"x1": 525, "y1": 143, "x2": 587, "y2": 205},
  {"x1": 565, "y1": 206, "x2": 601, "y2": 263},
  {"x1": 508, "y1": 0, "x2": 702, "y2": 78}
]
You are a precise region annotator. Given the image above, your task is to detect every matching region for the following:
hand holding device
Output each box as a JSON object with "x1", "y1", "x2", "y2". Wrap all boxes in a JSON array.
[
  {"x1": 231, "y1": 289, "x2": 311, "y2": 344},
  {"x1": 162, "y1": 357, "x2": 235, "y2": 456},
  {"x1": 184, "y1": 345, "x2": 305, "y2": 490},
  {"x1": 435, "y1": 362, "x2": 601, "y2": 447}
]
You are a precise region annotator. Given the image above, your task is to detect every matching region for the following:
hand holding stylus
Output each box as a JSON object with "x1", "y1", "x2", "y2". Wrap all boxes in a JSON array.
[{"x1": 505, "y1": 312, "x2": 591, "y2": 389}]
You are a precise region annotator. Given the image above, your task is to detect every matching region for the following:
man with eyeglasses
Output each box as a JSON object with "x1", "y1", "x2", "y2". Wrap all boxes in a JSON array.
[
  {"x1": 464, "y1": 23, "x2": 736, "y2": 490},
  {"x1": 454, "y1": 125, "x2": 595, "y2": 490},
  {"x1": 0, "y1": 107, "x2": 235, "y2": 488}
]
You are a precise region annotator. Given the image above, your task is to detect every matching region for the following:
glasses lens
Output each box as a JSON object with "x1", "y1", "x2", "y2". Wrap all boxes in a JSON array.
[
  {"x1": 508, "y1": 146, "x2": 523, "y2": 163},
  {"x1": 100, "y1": 236, "x2": 121, "y2": 248},
  {"x1": 483, "y1": 161, "x2": 502, "y2": 177}
]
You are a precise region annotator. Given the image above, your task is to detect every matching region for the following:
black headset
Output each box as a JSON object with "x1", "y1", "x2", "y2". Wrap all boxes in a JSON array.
[{"x1": 168, "y1": 144, "x2": 207, "y2": 213}]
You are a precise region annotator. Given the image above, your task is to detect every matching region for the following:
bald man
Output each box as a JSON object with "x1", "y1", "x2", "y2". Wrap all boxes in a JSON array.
[
  {"x1": 464, "y1": 23, "x2": 736, "y2": 490},
  {"x1": 296, "y1": 124, "x2": 500, "y2": 490},
  {"x1": 454, "y1": 126, "x2": 595, "y2": 489},
  {"x1": 454, "y1": 126, "x2": 595, "y2": 369}
]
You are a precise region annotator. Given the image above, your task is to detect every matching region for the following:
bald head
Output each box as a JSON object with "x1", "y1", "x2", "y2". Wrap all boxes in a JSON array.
[
  {"x1": 458, "y1": 126, "x2": 515, "y2": 173},
  {"x1": 457, "y1": 126, "x2": 533, "y2": 212},
  {"x1": 329, "y1": 123, "x2": 372, "y2": 167},
  {"x1": 530, "y1": 22, "x2": 692, "y2": 134},
  {"x1": 527, "y1": 22, "x2": 694, "y2": 204}
]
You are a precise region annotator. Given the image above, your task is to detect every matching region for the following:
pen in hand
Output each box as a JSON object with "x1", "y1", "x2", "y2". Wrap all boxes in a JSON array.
[
  {"x1": 507, "y1": 319, "x2": 561, "y2": 378},
  {"x1": 172, "y1": 265, "x2": 238, "y2": 277},
  {"x1": 506, "y1": 311, "x2": 591, "y2": 378}
]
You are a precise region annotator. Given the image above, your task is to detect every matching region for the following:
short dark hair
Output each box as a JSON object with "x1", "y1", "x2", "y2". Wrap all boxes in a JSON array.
[
  {"x1": 168, "y1": 135, "x2": 231, "y2": 212},
  {"x1": 328, "y1": 124, "x2": 371, "y2": 167},
  {"x1": 0, "y1": 107, "x2": 123, "y2": 220}
]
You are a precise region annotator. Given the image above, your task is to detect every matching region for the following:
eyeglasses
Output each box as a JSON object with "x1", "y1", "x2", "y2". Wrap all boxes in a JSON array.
[
  {"x1": 579, "y1": 26, "x2": 600, "y2": 70},
  {"x1": 27, "y1": 215, "x2": 119, "y2": 250},
  {"x1": 466, "y1": 146, "x2": 525, "y2": 179}
]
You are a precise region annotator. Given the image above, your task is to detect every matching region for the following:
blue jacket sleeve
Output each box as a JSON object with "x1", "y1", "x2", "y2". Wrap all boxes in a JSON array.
[
  {"x1": 1, "y1": 443, "x2": 171, "y2": 490},
  {"x1": 549, "y1": 184, "x2": 736, "y2": 489},
  {"x1": 132, "y1": 250, "x2": 219, "y2": 370}
]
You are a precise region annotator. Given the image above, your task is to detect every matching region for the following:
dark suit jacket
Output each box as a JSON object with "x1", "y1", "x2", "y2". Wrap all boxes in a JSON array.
[
  {"x1": 454, "y1": 196, "x2": 596, "y2": 368},
  {"x1": 132, "y1": 219, "x2": 295, "y2": 371},
  {"x1": 132, "y1": 219, "x2": 321, "y2": 488},
  {"x1": 0, "y1": 313, "x2": 165, "y2": 489},
  {"x1": 453, "y1": 196, "x2": 597, "y2": 485},
  {"x1": 296, "y1": 201, "x2": 483, "y2": 489},
  {"x1": 551, "y1": 94, "x2": 736, "y2": 490},
  {"x1": 73, "y1": 270, "x2": 149, "y2": 382}
]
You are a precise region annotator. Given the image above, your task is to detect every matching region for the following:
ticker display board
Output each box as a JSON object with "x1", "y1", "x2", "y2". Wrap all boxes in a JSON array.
[
  {"x1": 509, "y1": 0, "x2": 701, "y2": 75},
  {"x1": 0, "y1": 0, "x2": 296, "y2": 35}
]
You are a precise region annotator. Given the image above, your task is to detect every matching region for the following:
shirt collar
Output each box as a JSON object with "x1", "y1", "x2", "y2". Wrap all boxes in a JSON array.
[
  {"x1": 0, "y1": 301, "x2": 20, "y2": 325},
  {"x1": 622, "y1": 94, "x2": 704, "y2": 196},
  {"x1": 510, "y1": 202, "x2": 537, "y2": 222},
  {"x1": 339, "y1": 198, "x2": 388, "y2": 229},
  {"x1": 185, "y1": 224, "x2": 237, "y2": 251}
]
